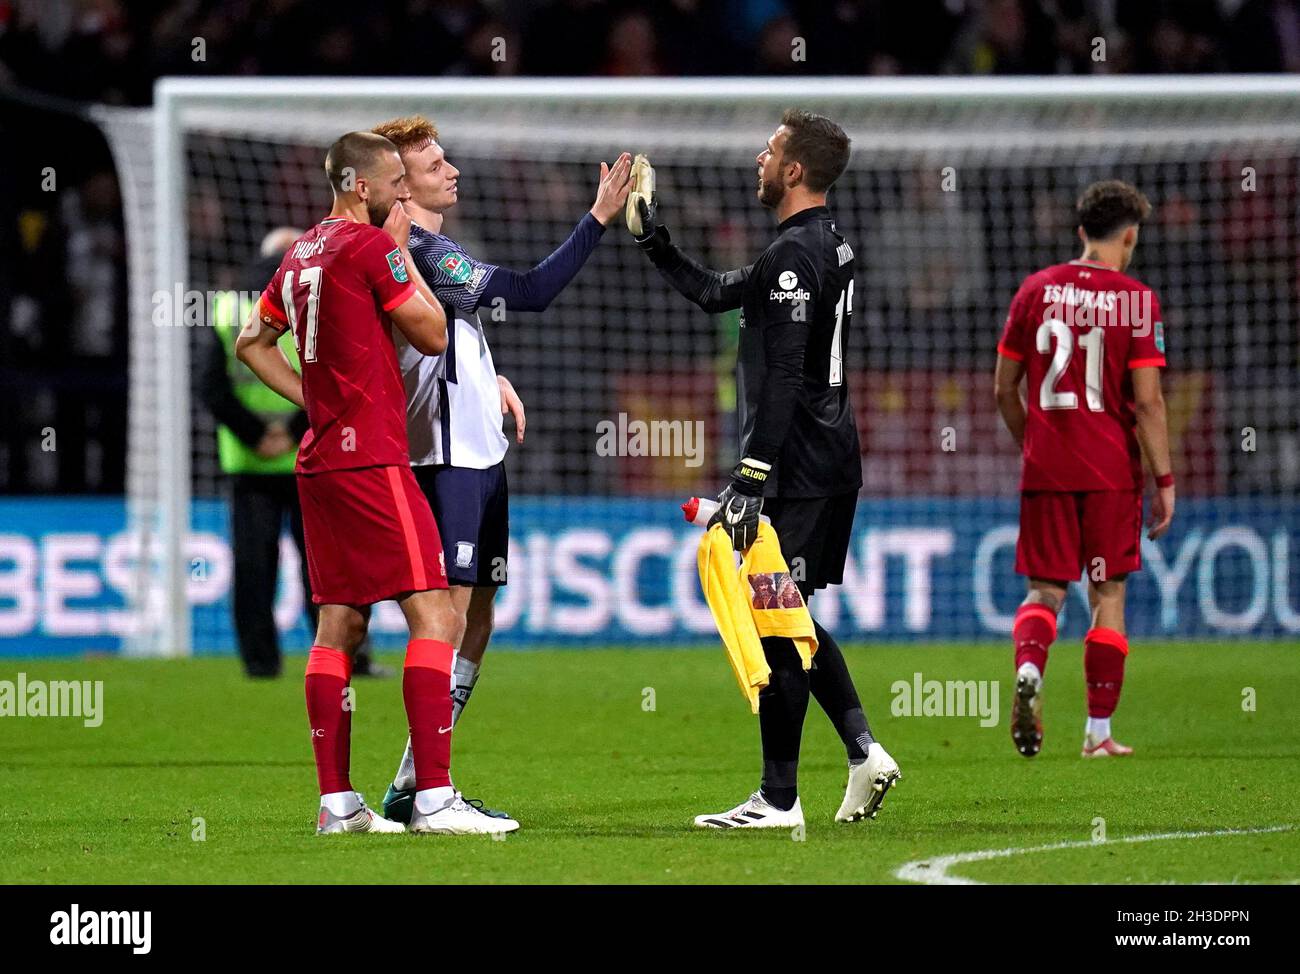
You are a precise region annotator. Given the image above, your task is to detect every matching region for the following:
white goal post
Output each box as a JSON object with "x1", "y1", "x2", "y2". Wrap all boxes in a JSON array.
[{"x1": 93, "y1": 75, "x2": 1300, "y2": 656}]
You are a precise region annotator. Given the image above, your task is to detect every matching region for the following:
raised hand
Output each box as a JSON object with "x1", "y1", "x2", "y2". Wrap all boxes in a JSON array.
[{"x1": 590, "y1": 152, "x2": 633, "y2": 226}]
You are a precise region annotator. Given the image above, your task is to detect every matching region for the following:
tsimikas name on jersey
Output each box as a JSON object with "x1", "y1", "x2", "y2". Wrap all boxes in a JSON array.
[{"x1": 1040, "y1": 283, "x2": 1154, "y2": 334}]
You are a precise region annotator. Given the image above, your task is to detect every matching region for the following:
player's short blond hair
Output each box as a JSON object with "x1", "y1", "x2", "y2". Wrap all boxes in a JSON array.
[{"x1": 371, "y1": 115, "x2": 440, "y2": 156}]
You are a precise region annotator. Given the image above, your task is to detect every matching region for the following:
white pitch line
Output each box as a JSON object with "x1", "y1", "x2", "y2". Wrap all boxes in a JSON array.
[{"x1": 895, "y1": 825, "x2": 1296, "y2": 885}]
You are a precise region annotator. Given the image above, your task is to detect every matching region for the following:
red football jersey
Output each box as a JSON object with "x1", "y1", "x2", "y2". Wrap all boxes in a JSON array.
[
  {"x1": 998, "y1": 260, "x2": 1167, "y2": 491},
  {"x1": 256, "y1": 218, "x2": 416, "y2": 474}
]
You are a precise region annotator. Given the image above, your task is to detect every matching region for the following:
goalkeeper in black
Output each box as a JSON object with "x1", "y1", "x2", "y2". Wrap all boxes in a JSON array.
[{"x1": 630, "y1": 109, "x2": 901, "y2": 829}]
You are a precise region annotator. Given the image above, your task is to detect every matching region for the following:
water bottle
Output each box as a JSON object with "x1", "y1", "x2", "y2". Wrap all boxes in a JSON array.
[{"x1": 681, "y1": 496, "x2": 771, "y2": 527}]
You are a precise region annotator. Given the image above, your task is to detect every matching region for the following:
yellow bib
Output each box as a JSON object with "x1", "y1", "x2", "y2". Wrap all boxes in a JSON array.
[{"x1": 697, "y1": 521, "x2": 818, "y2": 713}]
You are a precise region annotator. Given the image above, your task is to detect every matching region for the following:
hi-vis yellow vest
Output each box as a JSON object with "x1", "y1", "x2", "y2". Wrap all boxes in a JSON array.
[{"x1": 211, "y1": 290, "x2": 301, "y2": 475}]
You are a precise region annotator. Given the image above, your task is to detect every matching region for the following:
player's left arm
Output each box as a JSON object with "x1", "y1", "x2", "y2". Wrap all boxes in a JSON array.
[
  {"x1": 406, "y1": 156, "x2": 626, "y2": 317},
  {"x1": 498, "y1": 374, "x2": 526, "y2": 444},
  {"x1": 479, "y1": 172, "x2": 621, "y2": 312},
  {"x1": 994, "y1": 283, "x2": 1030, "y2": 448},
  {"x1": 235, "y1": 299, "x2": 305, "y2": 409},
  {"x1": 994, "y1": 353, "x2": 1027, "y2": 449},
  {"x1": 478, "y1": 153, "x2": 629, "y2": 311},
  {"x1": 708, "y1": 246, "x2": 817, "y2": 550},
  {"x1": 1129, "y1": 292, "x2": 1174, "y2": 538},
  {"x1": 629, "y1": 169, "x2": 751, "y2": 313},
  {"x1": 1133, "y1": 367, "x2": 1174, "y2": 539},
  {"x1": 742, "y1": 254, "x2": 818, "y2": 469}
]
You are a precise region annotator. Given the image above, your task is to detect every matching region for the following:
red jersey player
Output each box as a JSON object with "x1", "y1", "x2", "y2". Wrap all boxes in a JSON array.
[
  {"x1": 994, "y1": 180, "x2": 1175, "y2": 760},
  {"x1": 236, "y1": 131, "x2": 516, "y2": 835}
]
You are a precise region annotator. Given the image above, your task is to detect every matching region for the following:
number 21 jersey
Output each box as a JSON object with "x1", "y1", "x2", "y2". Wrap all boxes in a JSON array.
[{"x1": 997, "y1": 260, "x2": 1167, "y2": 492}]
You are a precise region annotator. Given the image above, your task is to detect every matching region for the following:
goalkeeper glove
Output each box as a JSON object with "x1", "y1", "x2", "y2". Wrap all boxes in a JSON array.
[
  {"x1": 625, "y1": 154, "x2": 659, "y2": 239},
  {"x1": 707, "y1": 457, "x2": 770, "y2": 551}
]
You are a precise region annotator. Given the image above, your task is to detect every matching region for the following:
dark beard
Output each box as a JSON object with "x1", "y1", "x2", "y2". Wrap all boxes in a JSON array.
[
  {"x1": 758, "y1": 178, "x2": 784, "y2": 209},
  {"x1": 366, "y1": 199, "x2": 391, "y2": 228}
]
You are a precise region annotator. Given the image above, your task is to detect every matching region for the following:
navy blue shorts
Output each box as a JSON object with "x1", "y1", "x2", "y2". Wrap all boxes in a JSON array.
[{"x1": 412, "y1": 461, "x2": 509, "y2": 587}]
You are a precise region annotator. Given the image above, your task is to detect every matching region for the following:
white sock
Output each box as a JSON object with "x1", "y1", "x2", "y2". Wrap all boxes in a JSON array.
[
  {"x1": 1017, "y1": 661, "x2": 1043, "y2": 684},
  {"x1": 451, "y1": 654, "x2": 481, "y2": 725},
  {"x1": 393, "y1": 737, "x2": 416, "y2": 791},
  {"x1": 321, "y1": 790, "x2": 361, "y2": 817},
  {"x1": 1086, "y1": 716, "x2": 1111, "y2": 741},
  {"x1": 414, "y1": 785, "x2": 456, "y2": 815}
]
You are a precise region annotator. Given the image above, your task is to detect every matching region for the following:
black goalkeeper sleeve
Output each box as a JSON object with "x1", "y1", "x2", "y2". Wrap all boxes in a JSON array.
[
  {"x1": 636, "y1": 225, "x2": 751, "y2": 314},
  {"x1": 743, "y1": 316, "x2": 809, "y2": 466}
]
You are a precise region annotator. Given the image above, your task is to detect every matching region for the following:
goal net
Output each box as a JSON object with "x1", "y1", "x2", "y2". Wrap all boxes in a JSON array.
[{"x1": 93, "y1": 77, "x2": 1300, "y2": 656}]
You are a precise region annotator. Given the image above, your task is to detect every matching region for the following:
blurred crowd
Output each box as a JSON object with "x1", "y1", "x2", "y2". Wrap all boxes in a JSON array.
[
  {"x1": 3, "y1": 0, "x2": 1300, "y2": 496},
  {"x1": 2, "y1": 0, "x2": 1299, "y2": 105},
  {"x1": 0, "y1": 95, "x2": 125, "y2": 494}
]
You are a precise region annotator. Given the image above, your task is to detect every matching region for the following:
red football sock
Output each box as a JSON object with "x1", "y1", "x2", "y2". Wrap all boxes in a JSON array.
[
  {"x1": 305, "y1": 646, "x2": 353, "y2": 796},
  {"x1": 1013, "y1": 603, "x2": 1058, "y2": 676},
  {"x1": 403, "y1": 638, "x2": 455, "y2": 790},
  {"x1": 1084, "y1": 627, "x2": 1128, "y2": 718}
]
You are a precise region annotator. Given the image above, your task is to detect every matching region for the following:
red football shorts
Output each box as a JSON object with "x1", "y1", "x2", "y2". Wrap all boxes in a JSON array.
[
  {"x1": 1016, "y1": 489, "x2": 1142, "y2": 582},
  {"x1": 297, "y1": 465, "x2": 448, "y2": 605}
]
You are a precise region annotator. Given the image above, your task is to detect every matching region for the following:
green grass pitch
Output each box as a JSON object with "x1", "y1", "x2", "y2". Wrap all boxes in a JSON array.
[{"x1": 2, "y1": 642, "x2": 1297, "y2": 884}]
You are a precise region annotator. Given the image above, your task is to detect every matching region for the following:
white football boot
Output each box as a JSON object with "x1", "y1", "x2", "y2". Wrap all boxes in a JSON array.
[
  {"x1": 409, "y1": 793, "x2": 520, "y2": 835},
  {"x1": 316, "y1": 794, "x2": 406, "y2": 835},
  {"x1": 1081, "y1": 734, "x2": 1134, "y2": 758},
  {"x1": 835, "y1": 742, "x2": 902, "y2": 822},
  {"x1": 694, "y1": 792, "x2": 804, "y2": 830}
]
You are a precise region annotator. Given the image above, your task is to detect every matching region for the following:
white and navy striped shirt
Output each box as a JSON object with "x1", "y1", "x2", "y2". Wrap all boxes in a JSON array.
[{"x1": 394, "y1": 224, "x2": 509, "y2": 469}]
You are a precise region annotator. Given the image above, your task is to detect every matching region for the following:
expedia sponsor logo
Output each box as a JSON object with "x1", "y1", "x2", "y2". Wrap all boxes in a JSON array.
[{"x1": 771, "y1": 270, "x2": 810, "y2": 302}]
